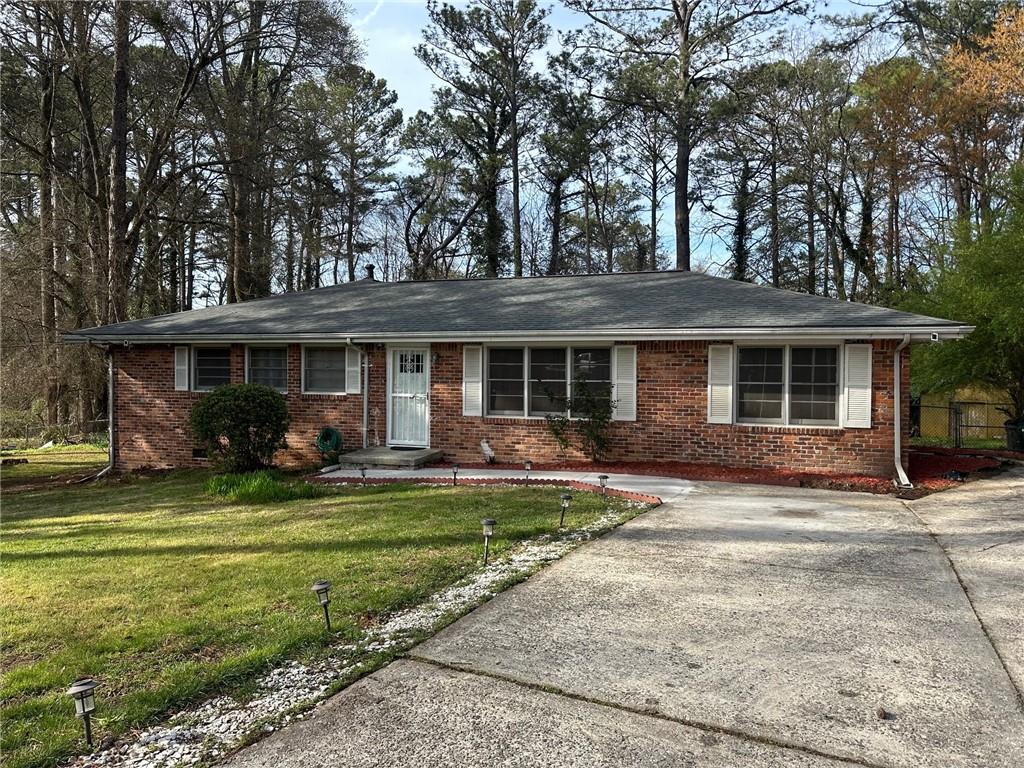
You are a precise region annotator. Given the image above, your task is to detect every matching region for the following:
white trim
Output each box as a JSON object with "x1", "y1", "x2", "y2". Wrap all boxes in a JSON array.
[
  {"x1": 191, "y1": 344, "x2": 232, "y2": 392},
  {"x1": 244, "y1": 344, "x2": 288, "y2": 393},
  {"x1": 706, "y1": 345, "x2": 734, "y2": 424},
  {"x1": 462, "y1": 346, "x2": 483, "y2": 416},
  {"x1": 66, "y1": 325, "x2": 975, "y2": 345},
  {"x1": 173, "y1": 346, "x2": 190, "y2": 391},
  {"x1": 733, "y1": 343, "x2": 843, "y2": 428},
  {"x1": 300, "y1": 344, "x2": 349, "y2": 395},
  {"x1": 843, "y1": 344, "x2": 873, "y2": 429},
  {"x1": 483, "y1": 344, "x2": 615, "y2": 419},
  {"x1": 611, "y1": 345, "x2": 637, "y2": 421},
  {"x1": 386, "y1": 345, "x2": 431, "y2": 448}
]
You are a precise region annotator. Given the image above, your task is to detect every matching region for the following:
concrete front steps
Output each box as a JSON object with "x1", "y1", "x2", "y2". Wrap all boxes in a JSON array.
[{"x1": 335, "y1": 446, "x2": 443, "y2": 469}]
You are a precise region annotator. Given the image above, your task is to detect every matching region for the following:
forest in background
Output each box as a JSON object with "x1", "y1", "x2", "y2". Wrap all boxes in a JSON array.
[{"x1": 1, "y1": 0, "x2": 1022, "y2": 429}]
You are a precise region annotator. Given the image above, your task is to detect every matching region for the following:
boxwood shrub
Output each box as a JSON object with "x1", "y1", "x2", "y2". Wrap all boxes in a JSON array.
[{"x1": 189, "y1": 384, "x2": 289, "y2": 472}]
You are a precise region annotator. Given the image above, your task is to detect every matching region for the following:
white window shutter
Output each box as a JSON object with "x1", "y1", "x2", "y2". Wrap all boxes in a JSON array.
[
  {"x1": 844, "y1": 344, "x2": 872, "y2": 428},
  {"x1": 174, "y1": 346, "x2": 189, "y2": 391},
  {"x1": 707, "y1": 345, "x2": 734, "y2": 424},
  {"x1": 612, "y1": 345, "x2": 637, "y2": 421},
  {"x1": 345, "y1": 347, "x2": 361, "y2": 394},
  {"x1": 463, "y1": 346, "x2": 483, "y2": 416}
]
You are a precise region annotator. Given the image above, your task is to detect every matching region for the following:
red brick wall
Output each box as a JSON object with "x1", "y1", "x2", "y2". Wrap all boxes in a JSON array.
[
  {"x1": 113, "y1": 339, "x2": 908, "y2": 478},
  {"x1": 112, "y1": 344, "x2": 378, "y2": 470},
  {"x1": 429, "y1": 340, "x2": 907, "y2": 477}
]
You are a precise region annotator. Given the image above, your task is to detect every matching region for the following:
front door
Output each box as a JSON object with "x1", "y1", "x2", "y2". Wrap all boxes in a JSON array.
[{"x1": 388, "y1": 347, "x2": 429, "y2": 447}]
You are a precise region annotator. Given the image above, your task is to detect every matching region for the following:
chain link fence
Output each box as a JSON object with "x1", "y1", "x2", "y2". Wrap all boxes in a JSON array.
[
  {"x1": 911, "y1": 399, "x2": 1015, "y2": 450},
  {"x1": 0, "y1": 418, "x2": 108, "y2": 451}
]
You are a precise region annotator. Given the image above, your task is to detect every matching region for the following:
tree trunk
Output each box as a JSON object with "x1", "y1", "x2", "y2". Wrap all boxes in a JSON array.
[
  {"x1": 673, "y1": 118, "x2": 691, "y2": 271},
  {"x1": 805, "y1": 179, "x2": 816, "y2": 294},
  {"x1": 37, "y1": 9, "x2": 58, "y2": 425},
  {"x1": 547, "y1": 176, "x2": 563, "y2": 275},
  {"x1": 511, "y1": 119, "x2": 523, "y2": 277},
  {"x1": 731, "y1": 158, "x2": 752, "y2": 282},
  {"x1": 107, "y1": 0, "x2": 130, "y2": 322},
  {"x1": 769, "y1": 151, "x2": 780, "y2": 288}
]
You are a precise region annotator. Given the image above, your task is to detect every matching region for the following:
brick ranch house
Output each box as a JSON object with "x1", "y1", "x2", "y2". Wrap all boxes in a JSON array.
[{"x1": 66, "y1": 270, "x2": 971, "y2": 485}]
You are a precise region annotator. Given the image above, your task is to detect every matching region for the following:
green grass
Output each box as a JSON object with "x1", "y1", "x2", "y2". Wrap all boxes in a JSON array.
[
  {"x1": 205, "y1": 470, "x2": 331, "y2": 503},
  {"x1": 0, "y1": 471, "x2": 627, "y2": 768},
  {"x1": 1, "y1": 445, "x2": 108, "y2": 490}
]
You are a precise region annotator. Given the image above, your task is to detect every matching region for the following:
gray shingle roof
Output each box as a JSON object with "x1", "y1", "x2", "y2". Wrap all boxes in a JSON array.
[{"x1": 64, "y1": 270, "x2": 969, "y2": 342}]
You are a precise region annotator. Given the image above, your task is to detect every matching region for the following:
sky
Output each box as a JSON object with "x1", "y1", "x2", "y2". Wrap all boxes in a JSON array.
[
  {"x1": 347, "y1": 0, "x2": 870, "y2": 271},
  {"x1": 353, "y1": 0, "x2": 593, "y2": 118}
]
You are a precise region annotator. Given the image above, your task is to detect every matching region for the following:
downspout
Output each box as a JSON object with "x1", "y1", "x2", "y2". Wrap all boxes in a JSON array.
[
  {"x1": 362, "y1": 347, "x2": 370, "y2": 449},
  {"x1": 345, "y1": 337, "x2": 369, "y2": 449},
  {"x1": 893, "y1": 334, "x2": 912, "y2": 489}
]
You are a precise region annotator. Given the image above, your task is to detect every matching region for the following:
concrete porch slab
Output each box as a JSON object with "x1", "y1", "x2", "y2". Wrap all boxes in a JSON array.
[{"x1": 336, "y1": 446, "x2": 443, "y2": 469}]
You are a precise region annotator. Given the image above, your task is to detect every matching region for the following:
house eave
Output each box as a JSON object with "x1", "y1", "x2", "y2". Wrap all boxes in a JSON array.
[{"x1": 63, "y1": 325, "x2": 975, "y2": 346}]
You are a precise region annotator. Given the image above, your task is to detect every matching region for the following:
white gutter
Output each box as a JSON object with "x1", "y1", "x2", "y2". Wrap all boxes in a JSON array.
[
  {"x1": 893, "y1": 334, "x2": 913, "y2": 490},
  {"x1": 63, "y1": 325, "x2": 975, "y2": 345}
]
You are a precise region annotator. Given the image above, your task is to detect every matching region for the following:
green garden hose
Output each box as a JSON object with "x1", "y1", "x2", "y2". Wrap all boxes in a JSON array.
[{"x1": 315, "y1": 427, "x2": 342, "y2": 456}]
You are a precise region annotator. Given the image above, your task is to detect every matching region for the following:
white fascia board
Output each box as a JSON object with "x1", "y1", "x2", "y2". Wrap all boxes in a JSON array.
[{"x1": 62, "y1": 325, "x2": 975, "y2": 345}]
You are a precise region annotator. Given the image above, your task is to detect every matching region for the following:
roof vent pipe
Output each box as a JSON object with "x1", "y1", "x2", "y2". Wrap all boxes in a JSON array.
[{"x1": 364, "y1": 264, "x2": 376, "y2": 281}]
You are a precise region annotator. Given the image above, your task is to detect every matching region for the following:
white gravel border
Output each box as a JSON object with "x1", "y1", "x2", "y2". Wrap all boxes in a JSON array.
[{"x1": 69, "y1": 500, "x2": 651, "y2": 768}]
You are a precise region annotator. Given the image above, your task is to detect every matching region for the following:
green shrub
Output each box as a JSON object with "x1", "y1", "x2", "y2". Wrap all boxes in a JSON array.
[
  {"x1": 205, "y1": 470, "x2": 329, "y2": 503},
  {"x1": 542, "y1": 375, "x2": 617, "y2": 461},
  {"x1": 189, "y1": 384, "x2": 290, "y2": 472}
]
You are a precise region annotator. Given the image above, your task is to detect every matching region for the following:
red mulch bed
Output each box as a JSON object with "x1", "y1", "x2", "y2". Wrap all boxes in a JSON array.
[{"x1": 428, "y1": 451, "x2": 1011, "y2": 498}]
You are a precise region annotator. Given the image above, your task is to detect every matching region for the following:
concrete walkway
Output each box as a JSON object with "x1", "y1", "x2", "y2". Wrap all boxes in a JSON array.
[
  {"x1": 226, "y1": 474, "x2": 1024, "y2": 768},
  {"x1": 320, "y1": 465, "x2": 696, "y2": 503}
]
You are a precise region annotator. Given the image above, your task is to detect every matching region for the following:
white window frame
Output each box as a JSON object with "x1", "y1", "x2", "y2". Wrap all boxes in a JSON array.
[
  {"x1": 191, "y1": 344, "x2": 232, "y2": 392},
  {"x1": 483, "y1": 345, "x2": 613, "y2": 419},
  {"x1": 300, "y1": 344, "x2": 349, "y2": 395},
  {"x1": 734, "y1": 343, "x2": 843, "y2": 428},
  {"x1": 245, "y1": 345, "x2": 289, "y2": 393}
]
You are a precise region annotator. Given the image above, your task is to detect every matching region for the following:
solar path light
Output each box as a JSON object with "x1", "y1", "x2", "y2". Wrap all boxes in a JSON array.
[
  {"x1": 559, "y1": 493, "x2": 573, "y2": 528},
  {"x1": 524, "y1": 460, "x2": 532, "y2": 483},
  {"x1": 359, "y1": 466, "x2": 367, "y2": 485},
  {"x1": 598, "y1": 474, "x2": 609, "y2": 494},
  {"x1": 481, "y1": 518, "x2": 496, "y2": 565},
  {"x1": 311, "y1": 580, "x2": 332, "y2": 632},
  {"x1": 67, "y1": 677, "x2": 99, "y2": 748},
  {"x1": 452, "y1": 463, "x2": 460, "y2": 486}
]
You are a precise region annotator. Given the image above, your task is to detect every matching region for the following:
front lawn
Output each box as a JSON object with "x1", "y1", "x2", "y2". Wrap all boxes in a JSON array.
[
  {"x1": 1, "y1": 444, "x2": 108, "y2": 490},
  {"x1": 1, "y1": 471, "x2": 625, "y2": 768}
]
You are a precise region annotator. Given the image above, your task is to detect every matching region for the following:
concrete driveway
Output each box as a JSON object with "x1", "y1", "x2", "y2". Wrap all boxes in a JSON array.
[{"x1": 225, "y1": 471, "x2": 1024, "y2": 768}]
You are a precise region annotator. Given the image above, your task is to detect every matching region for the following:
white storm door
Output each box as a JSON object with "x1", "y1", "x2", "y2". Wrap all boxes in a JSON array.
[{"x1": 388, "y1": 348, "x2": 430, "y2": 446}]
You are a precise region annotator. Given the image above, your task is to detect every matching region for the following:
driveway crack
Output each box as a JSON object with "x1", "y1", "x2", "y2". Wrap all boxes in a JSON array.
[
  {"x1": 902, "y1": 500, "x2": 1024, "y2": 713},
  {"x1": 407, "y1": 655, "x2": 894, "y2": 768}
]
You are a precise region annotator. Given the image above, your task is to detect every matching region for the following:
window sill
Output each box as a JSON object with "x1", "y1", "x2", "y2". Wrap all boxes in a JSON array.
[
  {"x1": 731, "y1": 423, "x2": 845, "y2": 435},
  {"x1": 299, "y1": 391, "x2": 350, "y2": 398}
]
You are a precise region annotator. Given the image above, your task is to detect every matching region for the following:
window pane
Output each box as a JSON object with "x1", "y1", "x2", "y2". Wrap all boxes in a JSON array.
[
  {"x1": 249, "y1": 347, "x2": 288, "y2": 390},
  {"x1": 194, "y1": 347, "x2": 231, "y2": 390},
  {"x1": 736, "y1": 347, "x2": 783, "y2": 422},
  {"x1": 304, "y1": 347, "x2": 346, "y2": 392},
  {"x1": 529, "y1": 348, "x2": 567, "y2": 415},
  {"x1": 488, "y1": 348, "x2": 524, "y2": 415},
  {"x1": 790, "y1": 347, "x2": 838, "y2": 423},
  {"x1": 572, "y1": 348, "x2": 612, "y2": 414}
]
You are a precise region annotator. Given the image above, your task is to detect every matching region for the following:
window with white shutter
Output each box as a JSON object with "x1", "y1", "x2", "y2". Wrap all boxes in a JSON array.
[
  {"x1": 843, "y1": 344, "x2": 872, "y2": 428},
  {"x1": 463, "y1": 346, "x2": 483, "y2": 416},
  {"x1": 346, "y1": 347, "x2": 362, "y2": 394},
  {"x1": 707, "y1": 345, "x2": 734, "y2": 424},
  {"x1": 174, "y1": 346, "x2": 189, "y2": 391},
  {"x1": 611, "y1": 345, "x2": 637, "y2": 421}
]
